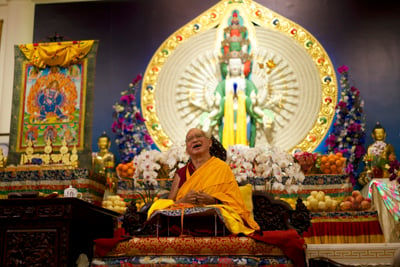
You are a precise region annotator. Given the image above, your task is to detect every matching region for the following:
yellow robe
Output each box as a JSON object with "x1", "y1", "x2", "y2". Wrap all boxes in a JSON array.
[{"x1": 148, "y1": 157, "x2": 260, "y2": 235}]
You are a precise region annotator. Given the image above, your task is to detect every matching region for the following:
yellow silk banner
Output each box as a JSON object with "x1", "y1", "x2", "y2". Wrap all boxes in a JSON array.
[{"x1": 19, "y1": 40, "x2": 94, "y2": 68}]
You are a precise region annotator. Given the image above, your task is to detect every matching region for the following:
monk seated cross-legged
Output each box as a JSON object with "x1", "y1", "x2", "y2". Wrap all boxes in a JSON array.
[
  {"x1": 147, "y1": 128, "x2": 259, "y2": 237},
  {"x1": 118, "y1": 128, "x2": 309, "y2": 267}
]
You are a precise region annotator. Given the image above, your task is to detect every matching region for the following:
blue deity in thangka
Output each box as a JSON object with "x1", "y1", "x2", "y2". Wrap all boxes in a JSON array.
[{"x1": 37, "y1": 80, "x2": 67, "y2": 121}]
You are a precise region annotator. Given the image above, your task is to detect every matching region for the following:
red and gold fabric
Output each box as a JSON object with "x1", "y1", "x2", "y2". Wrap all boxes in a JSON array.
[
  {"x1": 94, "y1": 229, "x2": 305, "y2": 266},
  {"x1": 104, "y1": 236, "x2": 285, "y2": 257},
  {"x1": 91, "y1": 255, "x2": 294, "y2": 267},
  {"x1": 303, "y1": 210, "x2": 385, "y2": 244}
]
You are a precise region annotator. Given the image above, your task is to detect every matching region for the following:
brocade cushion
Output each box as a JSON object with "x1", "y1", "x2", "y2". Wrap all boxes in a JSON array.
[{"x1": 107, "y1": 236, "x2": 285, "y2": 257}]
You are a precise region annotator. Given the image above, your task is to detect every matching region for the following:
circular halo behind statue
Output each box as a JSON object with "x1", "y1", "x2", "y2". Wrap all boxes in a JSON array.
[{"x1": 141, "y1": 1, "x2": 337, "y2": 153}]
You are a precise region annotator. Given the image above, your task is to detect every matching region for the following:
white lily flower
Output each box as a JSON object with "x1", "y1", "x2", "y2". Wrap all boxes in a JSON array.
[{"x1": 272, "y1": 182, "x2": 285, "y2": 191}]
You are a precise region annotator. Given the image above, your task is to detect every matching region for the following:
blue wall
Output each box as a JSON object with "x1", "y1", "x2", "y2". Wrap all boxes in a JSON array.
[{"x1": 33, "y1": 0, "x2": 400, "y2": 163}]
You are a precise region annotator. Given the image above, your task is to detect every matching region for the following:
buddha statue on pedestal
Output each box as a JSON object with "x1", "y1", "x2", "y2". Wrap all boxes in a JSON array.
[
  {"x1": 92, "y1": 132, "x2": 115, "y2": 177},
  {"x1": 359, "y1": 122, "x2": 397, "y2": 184},
  {"x1": 0, "y1": 147, "x2": 5, "y2": 168}
]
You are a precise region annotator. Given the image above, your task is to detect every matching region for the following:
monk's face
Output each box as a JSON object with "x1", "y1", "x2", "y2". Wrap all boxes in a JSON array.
[{"x1": 185, "y1": 129, "x2": 211, "y2": 156}]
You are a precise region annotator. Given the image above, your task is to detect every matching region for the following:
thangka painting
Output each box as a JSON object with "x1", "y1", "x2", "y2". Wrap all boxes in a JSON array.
[{"x1": 7, "y1": 40, "x2": 98, "y2": 168}]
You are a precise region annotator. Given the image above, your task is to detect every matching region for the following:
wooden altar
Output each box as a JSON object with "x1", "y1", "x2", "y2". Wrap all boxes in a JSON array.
[{"x1": 0, "y1": 197, "x2": 120, "y2": 267}]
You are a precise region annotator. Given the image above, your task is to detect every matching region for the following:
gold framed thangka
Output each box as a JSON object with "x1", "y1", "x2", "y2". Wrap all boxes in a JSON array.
[{"x1": 7, "y1": 40, "x2": 98, "y2": 169}]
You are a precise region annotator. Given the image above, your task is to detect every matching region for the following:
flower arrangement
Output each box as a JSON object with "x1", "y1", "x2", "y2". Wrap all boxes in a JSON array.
[
  {"x1": 161, "y1": 143, "x2": 190, "y2": 178},
  {"x1": 128, "y1": 143, "x2": 304, "y2": 194},
  {"x1": 111, "y1": 74, "x2": 154, "y2": 163},
  {"x1": 132, "y1": 143, "x2": 189, "y2": 187},
  {"x1": 129, "y1": 144, "x2": 189, "y2": 205},
  {"x1": 132, "y1": 150, "x2": 164, "y2": 188},
  {"x1": 325, "y1": 65, "x2": 366, "y2": 186},
  {"x1": 388, "y1": 159, "x2": 400, "y2": 183},
  {"x1": 365, "y1": 141, "x2": 389, "y2": 173},
  {"x1": 226, "y1": 145, "x2": 305, "y2": 193},
  {"x1": 293, "y1": 151, "x2": 318, "y2": 174}
]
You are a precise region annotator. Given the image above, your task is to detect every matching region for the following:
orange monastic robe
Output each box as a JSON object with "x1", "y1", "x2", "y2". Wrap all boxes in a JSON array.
[{"x1": 148, "y1": 157, "x2": 259, "y2": 235}]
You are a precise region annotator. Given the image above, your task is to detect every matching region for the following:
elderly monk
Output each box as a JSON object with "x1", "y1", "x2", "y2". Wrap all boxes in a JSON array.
[{"x1": 148, "y1": 128, "x2": 259, "y2": 235}]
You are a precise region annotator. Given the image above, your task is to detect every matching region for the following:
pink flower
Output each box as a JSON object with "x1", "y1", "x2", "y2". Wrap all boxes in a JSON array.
[
  {"x1": 120, "y1": 94, "x2": 134, "y2": 103},
  {"x1": 111, "y1": 121, "x2": 118, "y2": 132},
  {"x1": 348, "y1": 123, "x2": 361, "y2": 132},
  {"x1": 325, "y1": 135, "x2": 336, "y2": 147},
  {"x1": 133, "y1": 74, "x2": 143, "y2": 84},
  {"x1": 345, "y1": 163, "x2": 354, "y2": 174},
  {"x1": 350, "y1": 86, "x2": 360, "y2": 96},
  {"x1": 337, "y1": 101, "x2": 347, "y2": 108},
  {"x1": 338, "y1": 65, "x2": 349, "y2": 74},
  {"x1": 355, "y1": 145, "x2": 366, "y2": 158},
  {"x1": 389, "y1": 160, "x2": 400, "y2": 182},
  {"x1": 128, "y1": 94, "x2": 135, "y2": 101},
  {"x1": 135, "y1": 112, "x2": 146, "y2": 122},
  {"x1": 144, "y1": 134, "x2": 153, "y2": 144}
]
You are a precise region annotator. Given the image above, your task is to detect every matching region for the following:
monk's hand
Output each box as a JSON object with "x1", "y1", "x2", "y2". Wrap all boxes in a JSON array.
[
  {"x1": 196, "y1": 191, "x2": 216, "y2": 205},
  {"x1": 176, "y1": 190, "x2": 198, "y2": 205}
]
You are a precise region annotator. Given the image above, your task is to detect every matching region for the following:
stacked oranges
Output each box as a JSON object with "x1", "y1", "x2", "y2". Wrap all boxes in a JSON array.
[
  {"x1": 319, "y1": 153, "x2": 346, "y2": 174},
  {"x1": 116, "y1": 161, "x2": 135, "y2": 179}
]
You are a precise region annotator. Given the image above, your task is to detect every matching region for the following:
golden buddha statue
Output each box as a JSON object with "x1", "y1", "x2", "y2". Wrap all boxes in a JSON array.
[
  {"x1": 359, "y1": 122, "x2": 397, "y2": 184},
  {"x1": 0, "y1": 147, "x2": 5, "y2": 168},
  {"x1": 92, "y1": 132, "x2": 115, "y2": 176},
  {"x1": 367, "y1": 123, "x2": 396, "y2": 160}
]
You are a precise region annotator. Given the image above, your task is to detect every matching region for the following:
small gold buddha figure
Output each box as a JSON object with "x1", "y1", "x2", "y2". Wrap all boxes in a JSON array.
[
  {"x1": 359, "y1": 122, "x2": 396, "y2": 184},
  {"x1": 0, "y1": 147, "x2": 5, "y2": 168},
  {"x1": 92, "y1": 132, "x2": 115, "y2": 176}
]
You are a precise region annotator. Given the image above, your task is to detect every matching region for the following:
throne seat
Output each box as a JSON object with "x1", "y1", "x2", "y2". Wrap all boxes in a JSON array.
[{"x1": 92, "y1": 189, "x2": 311, "y2": 266}]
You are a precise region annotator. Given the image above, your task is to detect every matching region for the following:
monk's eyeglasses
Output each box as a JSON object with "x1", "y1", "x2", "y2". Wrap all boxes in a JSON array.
[{"x1": 185, "y1": 133, "x2": 206, "y2": 143}]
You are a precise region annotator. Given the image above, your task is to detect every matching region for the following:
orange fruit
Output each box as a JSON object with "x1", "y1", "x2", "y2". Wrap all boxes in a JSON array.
[
  {"x1": 321, "y1": 156, "x2": 328, "y2": 164},
  {"x1": 336, "y1": 159, "x2": 343, "y2": 167},
  {"x1": 336, "y1": 152, "x2": 343, "y2": 158}
]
